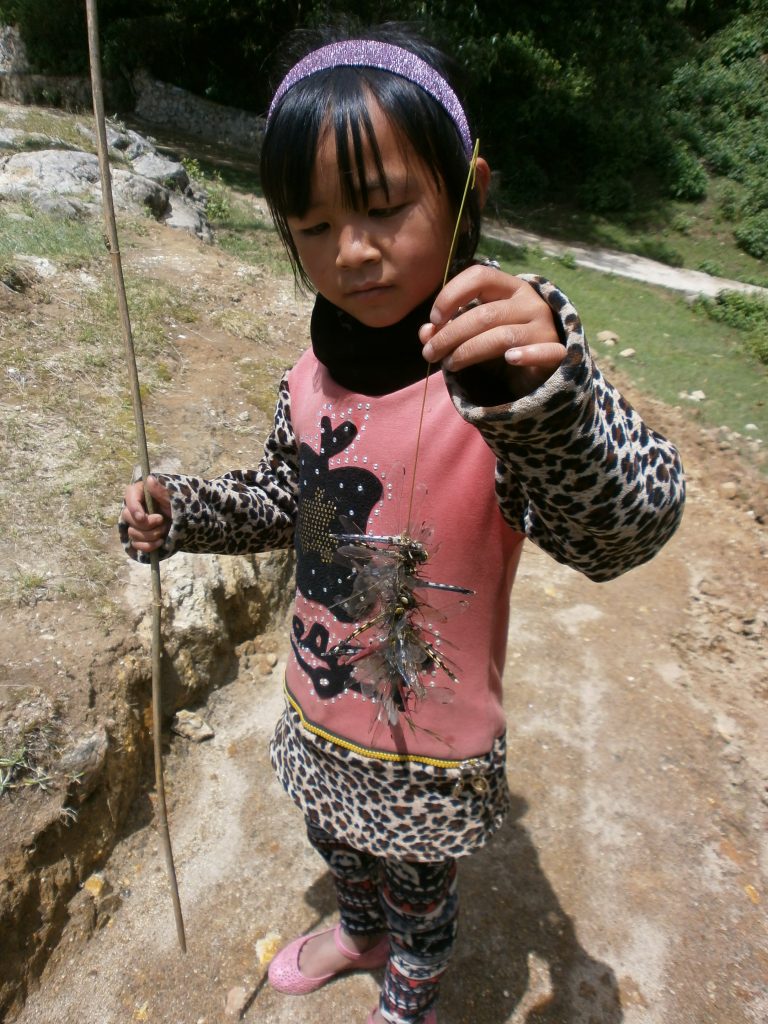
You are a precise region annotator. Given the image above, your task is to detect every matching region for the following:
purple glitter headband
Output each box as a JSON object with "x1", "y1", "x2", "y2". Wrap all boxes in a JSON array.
[{"x1": 267, "y1": 40, "x2": 473, "y2": 156}]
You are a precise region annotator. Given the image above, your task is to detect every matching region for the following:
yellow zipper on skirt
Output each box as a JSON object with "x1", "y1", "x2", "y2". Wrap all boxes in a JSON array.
[{"x1": 283, "y1": 683, "x2": 485, "y2": 772}]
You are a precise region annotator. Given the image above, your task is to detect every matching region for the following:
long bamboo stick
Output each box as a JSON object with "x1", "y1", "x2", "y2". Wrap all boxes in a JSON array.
[{"x1": 84, "y1": 0, "x2": 186, "y2": 953}]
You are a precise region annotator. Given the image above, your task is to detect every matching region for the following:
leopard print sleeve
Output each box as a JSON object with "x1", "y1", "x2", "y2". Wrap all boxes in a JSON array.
[
  {"x1": 121, "y1": 373, "x2": 299, "y2": 563},
  {"x1": 445, "y1": 276, "x2": 685, "y2": 582}
]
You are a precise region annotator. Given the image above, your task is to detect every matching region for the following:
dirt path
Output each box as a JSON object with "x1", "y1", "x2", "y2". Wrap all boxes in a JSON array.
[
  {"x1": 483, "y1": 223, "x2": 768, "y2": 299},
  {"x1": 8, "y1": 215, "x2": 768, "y2": 1024}
]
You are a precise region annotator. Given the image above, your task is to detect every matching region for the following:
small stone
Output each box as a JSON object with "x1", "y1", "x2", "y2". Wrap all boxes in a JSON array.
[
  {"x1": 83, "y1": 873, "x2": 108, "y2": 899},
  {"x1": 596, "y1": 330, "x2": 619, "y2": 345},
  {"x1": 745, "y1": 423, "x2": 758, "y2": 431},
  {"x1": 266, "y1": 652, "x2": 278, "y2": 668},
  {"x1": 619, "y1": 347, "x2": 636, "y2": 358},
  {"x1": 171, "y1": 709, "x2": 214, "y2": 741},
  {"x1": 59, "y1": 726, "x2": 109, "y2": 798},
  {"x1": 224, "y1": 986, "x2": 248, "y2": 1017},
  {"x1": 720, "y1": 481, "x2": 738, "y2": 500},
  {"x1": 238, "y1": 411, "x2": 250, "y2": 422}
]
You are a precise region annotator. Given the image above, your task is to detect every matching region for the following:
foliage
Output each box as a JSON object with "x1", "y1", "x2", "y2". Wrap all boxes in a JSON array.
[
  {"x1": 734, "y1": 212, "x2": 768, "y2": 260},
  {"x1": 182, "y1": 157, "x2": 231, "y2": 222},
  {"x1": 693, "y1": 289, "x2": 768, "y2": 364},
  {"x1": 0, "y1": 0, "x2": 686, "y2": 214},
  {"x1": 1, "y1": 0, "x2": 767, "y2": 235},
  {"x1": 664, "y1": 4, "x2": 768, "y2": 256}
]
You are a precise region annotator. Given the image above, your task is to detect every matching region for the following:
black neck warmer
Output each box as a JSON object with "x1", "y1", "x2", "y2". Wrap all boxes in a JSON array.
[{"x1": 310, "y1": 292, "x2": 435, "y2": 396}]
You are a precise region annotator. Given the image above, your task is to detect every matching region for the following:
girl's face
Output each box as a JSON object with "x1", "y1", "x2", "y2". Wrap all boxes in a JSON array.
[{"x1": 286, "y1": 99, "x2": 457, "y2": 329}]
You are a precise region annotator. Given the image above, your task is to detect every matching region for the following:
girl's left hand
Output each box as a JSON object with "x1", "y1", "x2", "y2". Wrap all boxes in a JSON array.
[{"x1": 418, "y1": 265, "x2": 566, "y2": 396}]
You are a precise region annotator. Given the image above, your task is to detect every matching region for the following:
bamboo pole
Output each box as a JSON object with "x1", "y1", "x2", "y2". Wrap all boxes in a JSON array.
[{"x1": 84, "y1": 0, "x2": 187, "y2": 953}]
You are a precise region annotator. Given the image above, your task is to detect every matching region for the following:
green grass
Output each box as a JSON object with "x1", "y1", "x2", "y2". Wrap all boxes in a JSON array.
[
  {"x1": 0, "y1": 106, "x2": 94, "y2": 152},
  {"x1": 0, "y1": 202, "x2": 104, "y2": 271},
  {"x1": 481, "y1": 238, "x2": 768, "y2": 459},
  {"x1": 212, "y1": 195, "x2": 290, "y2": 272}
]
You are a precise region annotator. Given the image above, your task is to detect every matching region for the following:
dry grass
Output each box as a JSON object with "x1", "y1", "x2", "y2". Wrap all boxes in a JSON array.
[{"x1": 0, "y1": 214, "x2": 199, "y2": 611}]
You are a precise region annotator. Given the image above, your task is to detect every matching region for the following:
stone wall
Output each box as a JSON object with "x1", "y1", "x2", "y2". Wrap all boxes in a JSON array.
[
  {"x1": 132, "y1": 68, "x2": 265, "y2": 154},
  {"x1": 1, "y1": 24, "x2": 264, "y2": 151},
  {"x1": 0, "y1": 25, "x2": 28, "y2": 74},
  {"x1": 0, "y1": 25, "x2": 129, "y2": 109}
]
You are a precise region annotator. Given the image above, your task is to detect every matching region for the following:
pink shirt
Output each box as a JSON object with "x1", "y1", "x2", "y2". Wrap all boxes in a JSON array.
[{"x1": 284, "y1": 349, "x2": 524, "y2": 763}]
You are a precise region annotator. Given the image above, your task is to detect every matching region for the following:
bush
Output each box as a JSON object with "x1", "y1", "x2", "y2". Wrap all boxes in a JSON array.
[
  {"x1": 697, "y1": 259, "x2": 723, "y2": 276},
  {"x1": 667, "y1": 146, "x2": 708, "y2": 201},
  {"x1": 577, "y1": 171, "x2": 637, "y2": 214},
  {"x1": 694, "y1": 289, "x2": 768, "y2": 364},
  {"x1": 635, "y1": 239, "x2": 685, "y2": 267},
  {"x1": 664, "y1": 7, "x2": 768, "y2": 249},
  {"x1": 734, "y1": 211, "x2": 768, "y2": 259}
]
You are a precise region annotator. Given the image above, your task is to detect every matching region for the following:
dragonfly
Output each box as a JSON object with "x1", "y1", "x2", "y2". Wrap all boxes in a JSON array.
[{"x1": 329, "y1": 515, "x2": 474, "y2": 729}]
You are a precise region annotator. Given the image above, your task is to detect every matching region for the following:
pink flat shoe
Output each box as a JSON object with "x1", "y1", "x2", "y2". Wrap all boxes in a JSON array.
[
  {"x1": 268, "y1": 923, "x2": 389, "y2": 995},
  {"x1": 367, "y1": 1011, "x2": 436, "y2": 1024}
]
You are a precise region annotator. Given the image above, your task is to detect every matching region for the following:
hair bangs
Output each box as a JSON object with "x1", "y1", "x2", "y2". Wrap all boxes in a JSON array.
[{"x1": 261, "y1": 49, "x2": 481, "y2": 289}]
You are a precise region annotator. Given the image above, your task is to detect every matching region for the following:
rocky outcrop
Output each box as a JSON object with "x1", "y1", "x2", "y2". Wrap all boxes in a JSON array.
[
  {"x1": 123, "y1": 549, "x2": 295, "y2": 712},
  {"x1": 0, "y1": 122, "x2": 212, "y2": 240},
  {"x1": 0, "y1": 549, "x2": 295, "y2": 1020}
]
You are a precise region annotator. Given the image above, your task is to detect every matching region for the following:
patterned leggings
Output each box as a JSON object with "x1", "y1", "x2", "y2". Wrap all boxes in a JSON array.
[{"x1": 306, "y1": 819, "x2": 458, "y2": 1024}]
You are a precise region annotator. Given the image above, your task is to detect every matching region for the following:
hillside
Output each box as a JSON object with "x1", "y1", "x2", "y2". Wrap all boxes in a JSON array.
[{"x1": 0, "y1": 101, "x2": 767, "y2": 1024}]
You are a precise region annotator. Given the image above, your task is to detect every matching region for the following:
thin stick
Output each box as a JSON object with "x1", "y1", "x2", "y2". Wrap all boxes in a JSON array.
[
  {"x1": 405, "y1": 140, "x2": 480, "y2": 532},
  {"x1": 85, "y1": 0, "x2": 186, "y2": 953}
]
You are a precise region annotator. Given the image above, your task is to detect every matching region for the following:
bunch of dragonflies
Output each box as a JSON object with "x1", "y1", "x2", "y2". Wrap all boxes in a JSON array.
[{"x1": 329, "y1": 490, "x2": 474, "y2": 730}]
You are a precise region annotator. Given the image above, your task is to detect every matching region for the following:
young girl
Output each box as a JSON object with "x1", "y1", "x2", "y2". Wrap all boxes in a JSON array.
[{"x1": 120, "y1": 27, "x2": 684, "y2": 1024}]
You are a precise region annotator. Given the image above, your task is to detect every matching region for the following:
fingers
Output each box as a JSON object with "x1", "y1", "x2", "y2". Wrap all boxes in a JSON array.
[
  {"x1": 504, "y1": 341, "x2": 569, "y2": 368},
  {"x1": 121, "y1": 475, "x2": 172, "y2": 552},
  {"x1": 428, "y1": 265, "x2": 543, "y2": 331},
  {"x1": 420, "y1": 267, "x2": 564, "y2": 375}
]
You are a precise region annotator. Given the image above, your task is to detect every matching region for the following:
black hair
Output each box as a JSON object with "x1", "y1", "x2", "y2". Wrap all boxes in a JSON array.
[{"x1": 260, "y1": 25, "x2": 481, "y2": 291}]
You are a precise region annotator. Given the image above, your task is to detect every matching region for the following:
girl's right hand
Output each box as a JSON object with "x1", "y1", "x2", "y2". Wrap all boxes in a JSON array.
[{"x1": 121, "y1": 475, "x2": 172, "y2": 553}]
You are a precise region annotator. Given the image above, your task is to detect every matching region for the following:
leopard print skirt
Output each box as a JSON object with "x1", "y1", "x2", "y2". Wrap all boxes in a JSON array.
[{"x1": 269, "y1": 701, "x2": 510, "y2": 861}]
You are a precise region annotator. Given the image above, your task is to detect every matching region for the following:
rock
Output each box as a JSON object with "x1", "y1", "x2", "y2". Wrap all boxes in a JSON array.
[
  {"x1": 720, "y1": 481, "x2": 738, "y2": 500},
  {"x1": 132, "y1": 68, "x2": 265, "y2": 153},
  {"x1": 14, "y1": 255, "x2": 57, "y2": 279},
  {"x1": 0, "y1": 138, "x2": 210, "y2": 238},
  {"x1": 0, "y1": 25, "x2": 30, "y2": 74},
  {"x1": 224, "y1": 986, "x2": 248, "y2": 1018},
  {"x1": 596, "y1": 330, "x2": 619, "y2": 345},
  {"x1": 124, "y1": 548, "x2": 294, "y2": 710},
  {"x1": 0, "y1": 149, "x2": 100, "y2": 195},
  {"x1": 111, "y1": 168, "x2": 170, "y2": 218},
  {"x1": 58, "y1": 726, "x2": 109, "y2": 799},
  {"x1": 619, "y1": 347, "x2": 636, "y2": 358},
  {"x1": 82, "y1": 873, "x2": 108, "y2": 899},
  {"x1": 162, "y1": 195, "x2": 212, "y2": 242},
  {"x1": 105, "y1": 125, "x2": 156, "y2": 161},
  {"x1": 171, "y1": 710, "x2": 214, "y2": 742},
  {"x1": 131, "y1": 152, "x2": 189, "y2": 191},
  {"x1": 33, "y1": 195, "x2": 85, "y2": 219},
  {"x1": 79, "y1": 871, "x2": 122, "y2": 928}
]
